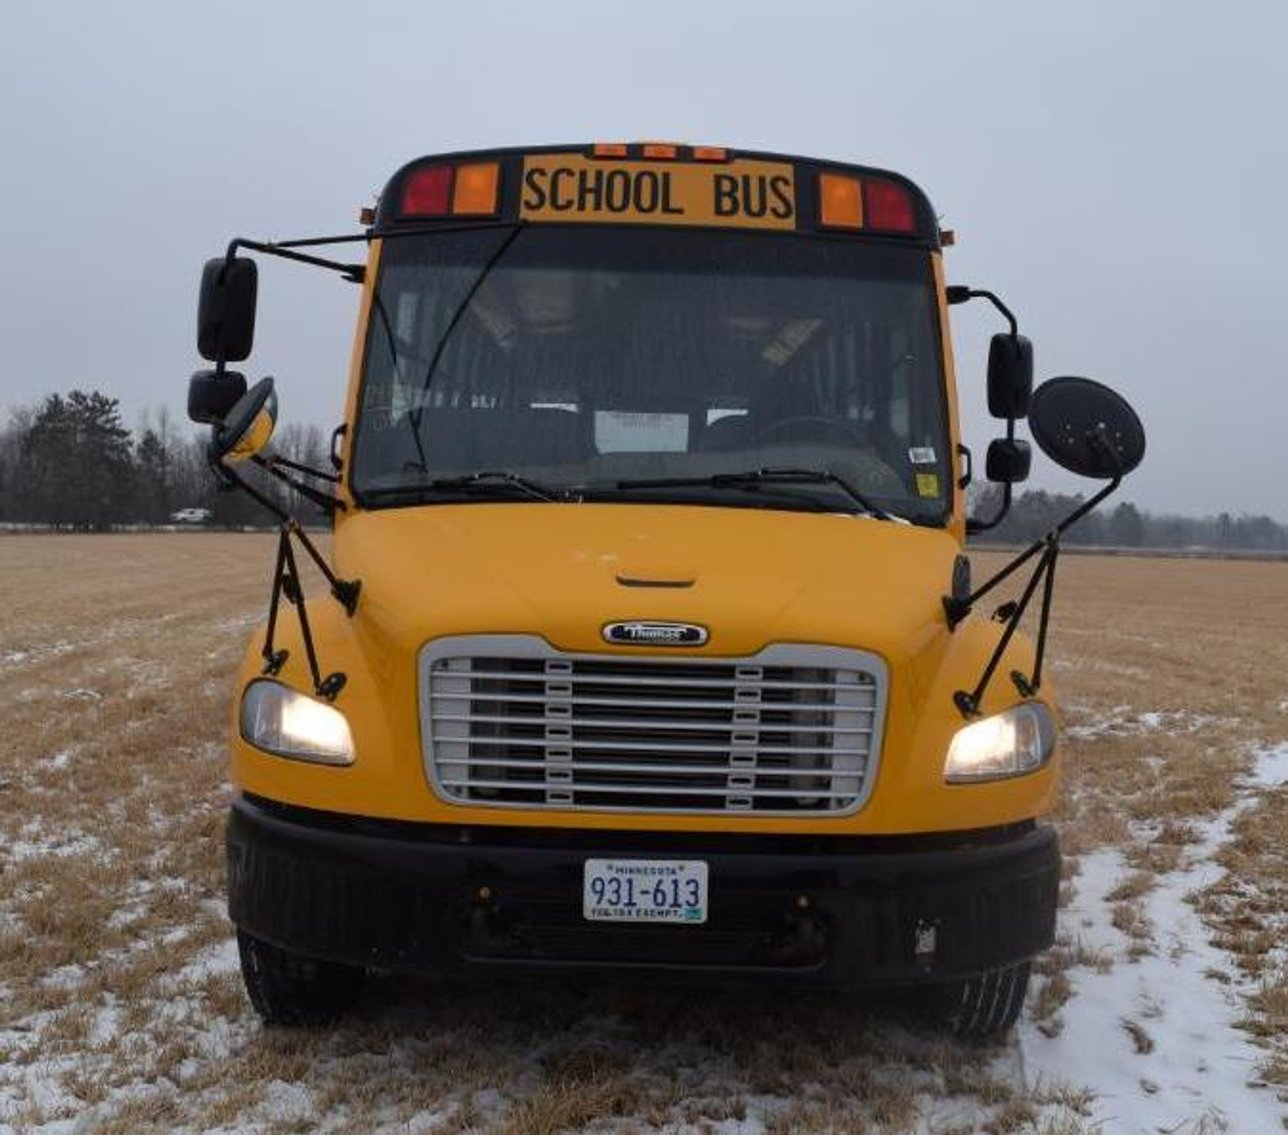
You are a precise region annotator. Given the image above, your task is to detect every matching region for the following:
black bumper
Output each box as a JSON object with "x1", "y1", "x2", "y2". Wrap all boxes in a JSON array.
[{"x1": 227, "y1": 795, "x2": 1059, "y2": 987}]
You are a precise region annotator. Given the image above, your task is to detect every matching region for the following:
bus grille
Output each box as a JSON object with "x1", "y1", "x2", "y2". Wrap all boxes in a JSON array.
[{"x1": 419, "y1": 637, "x2": 886, "y2": 816}]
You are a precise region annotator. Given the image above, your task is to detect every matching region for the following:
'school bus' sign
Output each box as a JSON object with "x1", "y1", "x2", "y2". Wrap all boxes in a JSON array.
[{"x1": 520, "y1": 154, "x2": 796, "y2": 230}]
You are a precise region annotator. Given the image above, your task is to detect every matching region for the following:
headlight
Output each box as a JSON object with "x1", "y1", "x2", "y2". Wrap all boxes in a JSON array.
[
  {"x1": 944, "y1": 702, "x2": 1054, "y2": 784},
  {"x1": 240, "y1": 680, "x2": 354, "y2": 765}
]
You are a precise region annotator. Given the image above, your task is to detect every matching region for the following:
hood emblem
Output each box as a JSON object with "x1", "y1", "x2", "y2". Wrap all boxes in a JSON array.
[{"x1": 603, "y1": 620, "x2": 709, "y2": 647}]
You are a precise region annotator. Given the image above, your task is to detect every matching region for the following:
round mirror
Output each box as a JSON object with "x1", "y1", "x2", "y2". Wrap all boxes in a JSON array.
[
  {"x1": 214, "y1": 376, "x2": 277, "y2": 462},
  {"x1": 1028, "y1": 376, "x2": 1145, "y2": 479}
]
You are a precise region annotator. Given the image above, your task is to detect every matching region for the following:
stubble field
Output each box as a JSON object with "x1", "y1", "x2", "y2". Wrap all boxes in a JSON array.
[{"x1": 1, "y1": 534, "x2": 1286, "y2": 1134}]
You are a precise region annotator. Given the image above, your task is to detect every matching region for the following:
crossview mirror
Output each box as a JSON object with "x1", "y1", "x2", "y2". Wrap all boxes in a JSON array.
[
  {"x1": 198, "y1": 256, "x2": 258, "y2": 362},
  {"x1": 214, "y1": 377, "x2": 277, "y2": 462},
  {"x1": 987, "y1": 333, "x2": 1034, "y2": 419},
  {"x1": 985, "y1": 438, "x2": 1031, "y2": 483},
  {"x1": 187, "y1": 369, "x2": 248, "y2": 425},
  {"x1": 1028, "y1": 376, "x2": 1146, "y2": 479}
]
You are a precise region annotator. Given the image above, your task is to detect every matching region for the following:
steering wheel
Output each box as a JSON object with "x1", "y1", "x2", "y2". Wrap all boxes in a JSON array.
[{"x1": 750, "y1": 415, "x2": 865, "y2": 446}]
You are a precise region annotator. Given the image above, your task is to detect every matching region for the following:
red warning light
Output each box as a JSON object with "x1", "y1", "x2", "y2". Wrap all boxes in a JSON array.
[
  {"x1": 401, "y1": 165, "x2": 453, "y2": 216},
  {"x1": 864, "y1": 179, "x2": 916, "y2": 233}
]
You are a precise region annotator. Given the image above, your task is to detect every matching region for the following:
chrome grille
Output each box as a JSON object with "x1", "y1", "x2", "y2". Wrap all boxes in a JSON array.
[{"x1": 419, "y1": 636, "x2": 886, "y2": 815}]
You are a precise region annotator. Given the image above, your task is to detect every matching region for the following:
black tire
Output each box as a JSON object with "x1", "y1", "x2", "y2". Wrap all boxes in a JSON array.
[
  {"x1": 237, "y1": 929, "x2": 364, "y2": 1026},
  {"x1": 914, "y1": 961, "x2": 1031, "y2": 1041}
]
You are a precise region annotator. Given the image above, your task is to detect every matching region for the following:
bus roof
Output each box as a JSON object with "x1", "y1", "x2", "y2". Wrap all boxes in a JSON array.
[{"x1": 372, "y1": 143, "x2": 941, "y2": 248}]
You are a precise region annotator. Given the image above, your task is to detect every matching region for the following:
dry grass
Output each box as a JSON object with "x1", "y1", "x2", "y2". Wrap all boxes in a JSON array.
[{"x1": 1, "y1": 536, "x2": 1285, "y2": 1132}]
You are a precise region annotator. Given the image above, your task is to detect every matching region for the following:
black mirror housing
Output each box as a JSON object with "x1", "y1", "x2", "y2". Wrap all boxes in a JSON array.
[
  {"x1": 187, "y1": 369, "x2": 248, "y2": 425},
  {"x1": 198, "y1": 257, "x2": 258, "y2": 362},
  {"x1": 987, "y1": 333, "x2": 1034, "y2": 419},
  {"x1": 1029, "y1": 376, "x2": 1146, "y2": 479},
  {"x1": 985, "y1": 438, "x2": 1031, "y2": 483}
]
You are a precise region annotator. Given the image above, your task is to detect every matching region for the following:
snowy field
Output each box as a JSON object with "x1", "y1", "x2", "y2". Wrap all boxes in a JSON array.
[{"x1": 1, "y1": 535, "x2": 1286, "y2": 1134}]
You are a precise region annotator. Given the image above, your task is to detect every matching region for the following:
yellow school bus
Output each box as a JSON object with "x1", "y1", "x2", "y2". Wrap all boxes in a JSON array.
[{"x1": 192, "y1": 142, "x2": 1144, "y2": 1037}]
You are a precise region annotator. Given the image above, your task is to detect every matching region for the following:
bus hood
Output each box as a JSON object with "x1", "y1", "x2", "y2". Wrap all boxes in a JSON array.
[{"x1": 336, "y1": 503, "x2": 960, "y2": 668}]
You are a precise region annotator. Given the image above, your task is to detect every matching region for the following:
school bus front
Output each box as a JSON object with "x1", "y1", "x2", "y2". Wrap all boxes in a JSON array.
[{"x1": 220, "y1": 144, "x2": 1060, "y2": 1036}]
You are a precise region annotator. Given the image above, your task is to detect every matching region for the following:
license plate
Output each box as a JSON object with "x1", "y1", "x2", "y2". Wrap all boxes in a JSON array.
[{"x1": 582, "y1": 859, "x2": 708, "y2": 923}]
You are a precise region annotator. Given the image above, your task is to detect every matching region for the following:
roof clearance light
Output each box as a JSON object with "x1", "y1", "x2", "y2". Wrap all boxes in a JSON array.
[
  {"x1": 692, "y1": 146, "x2": 729, "y2": 162},
  {"x1": 592, "y1": 143, "x2": 629, "y2": 158},
  {"x1": 864, "y1": 178, "x2": 916, "y2": 233},
  {"x1": 641, "y1": 143, "x2": 679, "y2": 159},
  {"x1": 818, "y1": 173, "x2": 863, "y2": 229},
  {"x1": 452, "y1": 161, "x2": 500, "y2": 215},
  {"x1": 401, "y1": 164, "x2": 453, "y2": 216}
]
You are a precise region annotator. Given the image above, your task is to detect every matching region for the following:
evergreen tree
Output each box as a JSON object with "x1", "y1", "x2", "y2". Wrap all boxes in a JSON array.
[{"x1": 17, "y1": 391, "x2": 136, "y2": 528}]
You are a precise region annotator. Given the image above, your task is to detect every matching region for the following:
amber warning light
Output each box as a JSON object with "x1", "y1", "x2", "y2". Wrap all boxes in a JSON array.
[{"x1": 400, "y1": 161, "x2": 500, "y2": 218}]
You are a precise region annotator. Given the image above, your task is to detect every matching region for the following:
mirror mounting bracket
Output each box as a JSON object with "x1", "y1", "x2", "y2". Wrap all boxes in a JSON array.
[
  {"x1": 946, "y1": 431, "x2": 1125, "y2": 718},
  {"x1": 212, "y1": 455, "x2": 361, "y2": 701}
]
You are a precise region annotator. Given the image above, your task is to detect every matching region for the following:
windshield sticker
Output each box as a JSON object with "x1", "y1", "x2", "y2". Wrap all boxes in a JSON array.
[
  {"x1": 915, "y1": 472, "x2": 941, "y2": 498},
  {"x1": 595, "y1": 411, "x2": 689, "y2": 453},
  {"x1": 909, "y1": 446, "x2": 937, "y2": 465}
]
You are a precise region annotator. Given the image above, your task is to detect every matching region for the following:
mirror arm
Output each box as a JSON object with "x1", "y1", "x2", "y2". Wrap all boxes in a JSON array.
[
  {"x1": 225, "y1": 238, "x2": 366, "y2": 284},
  {"x1": 964, "y1": 482, "x2": 1013, "y2": 537},
  {"x1": 212, "y1": 453, "x2": 361, "y2": 616},
  {"x1": 947, "y1": 285, "x2": 1019, "y2": 343},
  {"x1": 247, "y1": 455, "x2": 346, "y2": 516},
  {"x1": 948, "y1": 468, "x2": 1121, "y2": 630},
  {"x1": 263, "y1": 453, "x2": 340, "y2": 484}
]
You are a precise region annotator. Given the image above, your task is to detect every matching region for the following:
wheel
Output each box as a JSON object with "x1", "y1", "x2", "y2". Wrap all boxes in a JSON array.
[
  {"x1": 913, "y1": 961, "x2": 1031, "y2": 1041},
  {"x1": 750, "y1": 415, "x2": 864, "y2": 446},
  {"x1": 237, "y1": 929, "x2": 364, "y2": 1026}
]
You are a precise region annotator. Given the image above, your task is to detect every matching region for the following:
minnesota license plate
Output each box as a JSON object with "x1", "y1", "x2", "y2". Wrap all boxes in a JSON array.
[{"x1": 582, "y1": 859, "x2": 708, "y2": 923}]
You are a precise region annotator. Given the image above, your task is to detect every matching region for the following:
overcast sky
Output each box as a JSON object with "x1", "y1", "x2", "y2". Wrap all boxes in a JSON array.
[{"x1": 1, "y1": 0, "x2": 1284, "y2": 519}]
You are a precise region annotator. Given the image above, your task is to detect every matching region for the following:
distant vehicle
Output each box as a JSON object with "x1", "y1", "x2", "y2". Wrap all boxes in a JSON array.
[{"x1": 169, "y1": 507, "x2": 211, "y2": 524}]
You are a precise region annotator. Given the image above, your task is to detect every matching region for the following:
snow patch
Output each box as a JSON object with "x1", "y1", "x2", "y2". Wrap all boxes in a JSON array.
[{"x1": 1020, "y1": 743, "x2": 1288, "y2": 1132}]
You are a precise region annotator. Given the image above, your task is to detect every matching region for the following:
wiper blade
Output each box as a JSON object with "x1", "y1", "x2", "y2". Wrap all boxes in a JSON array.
[
  {"x1": 613, "y1": 467, "x2": 894, "y2": 520},
  {"x1": 371, "y1": 471, "x2": 560, "y2": 503}
]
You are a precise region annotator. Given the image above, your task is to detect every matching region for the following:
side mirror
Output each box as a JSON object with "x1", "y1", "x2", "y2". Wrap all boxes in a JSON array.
[
  {"x1": 985, "y1": 438, "x2": 1031, "y2": 483},
  {"x1": 1029, "y1": 376, "x2": 1146, "y2": 479},
  {"x1": 187, "y1": 369, "x2": 248, "y2": 425},
  {"x1": 214, "y1": 377, "x2": 277, "y2": 462},
  {"x1": 987, "y1": 333, "x2": 1034, "y2": 419},
  {"x1": 198, "y1": 256, "x2": 258, "y2": 362}
]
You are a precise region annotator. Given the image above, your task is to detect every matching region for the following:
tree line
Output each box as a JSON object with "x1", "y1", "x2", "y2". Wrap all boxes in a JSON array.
[
  {"x1": 970, "y1": 485, "x2": 1288, "y2": 552},
  {"x1": 1, "y1": 388, "x2": 1285, "y2": 549},
  {"x1": 0, "y1": 389, "x2": 329, "y2": 530}
]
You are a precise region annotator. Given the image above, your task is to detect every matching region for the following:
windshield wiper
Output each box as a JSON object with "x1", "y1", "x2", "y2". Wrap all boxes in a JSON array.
[
  {"x1": 369, "y1": 471, "x2": 560, "y2": 504},
  {"x1": 405, "y1": 225, "x2": 526, "y2": 472},
  {"x1": 611, "y1": 467, "x2": 894, "y2": 520}
]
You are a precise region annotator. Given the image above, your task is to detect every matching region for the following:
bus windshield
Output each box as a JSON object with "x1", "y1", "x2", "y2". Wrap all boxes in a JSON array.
[{"x1": 351, "y1": 227, "x2": 951, "y2": 522}]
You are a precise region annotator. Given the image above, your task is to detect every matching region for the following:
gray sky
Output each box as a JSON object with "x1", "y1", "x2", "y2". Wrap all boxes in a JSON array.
[{"x1": 2, "y1": 0, "x2": 1285, "y2": 519}]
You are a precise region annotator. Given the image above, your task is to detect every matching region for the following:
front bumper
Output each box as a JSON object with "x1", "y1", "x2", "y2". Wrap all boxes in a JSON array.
[{"x1": 227, "y1": 794, "x2": 1059, "y2": 987}]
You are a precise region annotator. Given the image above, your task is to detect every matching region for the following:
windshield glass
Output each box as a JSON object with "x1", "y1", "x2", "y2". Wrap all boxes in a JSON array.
[{"x1": 352, "y1": 227, "x2": 951, "y2": 521}]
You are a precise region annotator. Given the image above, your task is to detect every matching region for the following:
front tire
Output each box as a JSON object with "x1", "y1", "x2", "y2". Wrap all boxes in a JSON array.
[
  {"x1": 914, "y1": 961, "x2": 1031, "y2": 1040},
  {"x1": 237, "y1": 929, "x2": 364, "y2": 1026}
]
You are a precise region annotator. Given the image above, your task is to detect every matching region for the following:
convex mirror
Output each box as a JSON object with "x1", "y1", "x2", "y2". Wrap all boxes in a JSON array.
[
  {"x1": 214, "y1": 377, "x2": 277, "y2": 462},
  {"x1": 985, "y1": 438, "x2": 1031, "y2": 483},
  {"x1": 1028, "y1": 377, "x2": 1145, "y2": 479},
  {"x1": 198, "y1": 256, "x2": 258, "y2": 363},
  {"x1": 188, "y1": 369, "x2": 247, "y2": 425}
]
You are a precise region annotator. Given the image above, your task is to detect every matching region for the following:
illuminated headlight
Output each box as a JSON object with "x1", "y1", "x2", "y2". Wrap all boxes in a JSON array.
[
  {"x1": 944, "y1": 702, "x2": 1055, "y2": 784},
  {"x1": 239, "y1": 680, "x2": 354, "y2": 766}
]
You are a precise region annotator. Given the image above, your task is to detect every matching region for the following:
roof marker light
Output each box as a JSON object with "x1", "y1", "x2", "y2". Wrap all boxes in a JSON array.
[
  {"x1": 641, "y1": 143, "x2": 679, "y2": 159},
  {"x1": 400, "y1": 165, "x2": 452, "y2": 216},
  {"x1": 692, "y1": 146, "x2": 729, "y2": 162},
  {"x1": 818, "y1": 173, "x2": 863, "y2": 229},
  {"x1": 592, "y1": 143, "x2": 629, "y2": 158},
  {"x1": 865, "y1": 179, "x2": 917, "y2": 233}
]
